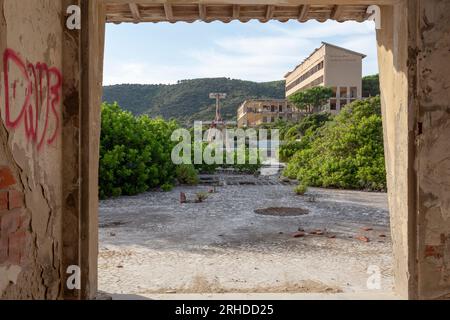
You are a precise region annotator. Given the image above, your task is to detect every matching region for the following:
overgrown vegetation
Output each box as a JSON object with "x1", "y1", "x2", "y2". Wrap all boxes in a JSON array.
[
  {"x1": 99, "y1": 102, "x2": 181, "y2": 198},
  {"x1": 100, "y1": 102, "x2": 262, "y2": 198},
  {"x1": 279, "y1": 113, "x2": 332, "y2": 162},
  {"x1": 283, "y1": 97, "x2": 386, "y2": 191},
  {"x1": 294, "y1": 183, "x2": 308, "y2": 196}
]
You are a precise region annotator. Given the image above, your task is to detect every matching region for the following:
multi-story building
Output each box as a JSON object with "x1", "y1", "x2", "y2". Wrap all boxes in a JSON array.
[
  {"x1": 237, "y1": 99, "x2": 302, "y2": 128},
  {"x1": 285, "y1": 42, "x2": 366, "y2": 113}
]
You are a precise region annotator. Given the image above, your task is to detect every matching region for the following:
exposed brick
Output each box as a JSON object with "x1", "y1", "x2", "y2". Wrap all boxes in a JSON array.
[
  {"x1": 0, "y1": 191, "x2": 7, "y2": 211},
  {"x1": 8, "y1": 190, "x2": 24, "y2": 210},
  {"x1": 0, "y1": 236, "x2": 8, "y2": 264},
  {"x1": 0, "y1": 211, "x2": 20, "y2": 234},
  {"x1": 8, "y1": 230, "x2": 26, "y2": 265},
  {"x1": 0, "y1": 167, "x2": 16, "y2": 189}
]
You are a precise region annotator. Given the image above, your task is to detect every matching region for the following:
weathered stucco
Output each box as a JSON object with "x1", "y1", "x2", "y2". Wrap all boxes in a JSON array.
[
  {"x1": 416, "y1": 0, "x2": 450, "y2": 299},
  {"x1": 377, "y1": 0, "x2": 450, "y2": 299},
  {"x1": 376, "y1": 1, "x2": 418, "y2": 300},
  {"x1": 0, "y1": 0, "x2": 64, "y2": 299}
]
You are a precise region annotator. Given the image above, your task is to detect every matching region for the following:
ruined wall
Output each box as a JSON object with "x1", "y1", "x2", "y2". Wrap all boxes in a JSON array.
[
  {"x1": 416, "y1": 0, "x2": 450, "y2": 299},
  {"x1": 378, "y1": 0, "x2": 450, "y2": 299},
  {"x1": 0, "y1": 0, "x2": 64, "y2": 299},
  {"x1": 377, "y1": 2, "x2": 418, "y2": 299}
]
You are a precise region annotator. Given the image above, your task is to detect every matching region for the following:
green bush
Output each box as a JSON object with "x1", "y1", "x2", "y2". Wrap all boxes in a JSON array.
[
  {"x1": 284, "y1": 97, "x2": 386, "y2": 191},
  {"x1": 279, "y1": 113, "x2": 332, "y2": 162},
  {"x1": 294, "y1": 183, "x2": 308, "y2": 195},
  {"x1": 176, "y1": 164, "x2": 200, "y2": 185},
  {"x1": 161, "y1": 183, "x2": 174, "y2": 192},
  {"x1": 99, "y1": 102, "x2": 179, "y2": 198}
]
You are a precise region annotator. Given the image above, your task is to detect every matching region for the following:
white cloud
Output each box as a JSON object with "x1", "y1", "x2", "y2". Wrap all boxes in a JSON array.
[
  {"x1": 103, "y1": 61, "x2": 200, "y2": 85},
  {"x1": 104, "y1": 20, "x2": 378, "y2": 85}
]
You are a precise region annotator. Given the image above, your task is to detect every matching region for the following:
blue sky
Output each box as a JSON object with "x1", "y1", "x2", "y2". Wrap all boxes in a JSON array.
[{"x1": 104, "y1": 20, "x2": 378, "y2": 85}]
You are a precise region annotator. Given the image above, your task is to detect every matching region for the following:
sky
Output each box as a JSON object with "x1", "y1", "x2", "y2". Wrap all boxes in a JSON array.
[{"x1": 103, "y1": 20, "x2": 378, "y2": 85}]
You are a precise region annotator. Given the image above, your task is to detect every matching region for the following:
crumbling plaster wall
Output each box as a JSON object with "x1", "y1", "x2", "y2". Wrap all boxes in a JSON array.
[
  {"x1": 0, "y1": 0, "x2": 64, "y2": 299},
  {"x1": 378, "y1": 0, "x2": 450, "y2": 299},
  {"x1": 416, "y1": 0, "x2": 450, "y2": 299},
  {"x1": 377, "y1": 2, "x2": 417, "y2": 299}
]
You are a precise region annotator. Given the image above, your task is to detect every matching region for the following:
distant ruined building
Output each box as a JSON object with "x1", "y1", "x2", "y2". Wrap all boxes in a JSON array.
[{"x1": 285, "y1": 42, "x2": 366, "y2": 113}]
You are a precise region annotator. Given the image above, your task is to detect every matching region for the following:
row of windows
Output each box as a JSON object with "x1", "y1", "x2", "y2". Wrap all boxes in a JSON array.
[
  {"x1": 286, "y1": 61, "x2": 324, "y2": 92},
  {"x1": 298, "y1": 76, "x2": 324, "y2": 91},
  {"x1": 246, "y1": 106, "x2": 297, "y2": 113},
  {"x1": 331, "y1": 86, "x2": 358, "y2": 99},
  {"x1": 262, "y1": 114, "x2": 295, "y2": 123}
]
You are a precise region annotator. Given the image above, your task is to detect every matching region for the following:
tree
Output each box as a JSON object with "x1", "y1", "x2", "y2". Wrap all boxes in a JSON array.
[
  {"x1": 288, "y1": 86, "x2": 333, "y2": 114},
  {"x1": 362, "y1": 74, "x2": 380, "y2": 97}
]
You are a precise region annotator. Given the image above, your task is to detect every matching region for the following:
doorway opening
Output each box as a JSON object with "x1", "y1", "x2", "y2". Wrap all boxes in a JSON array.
[{"x1": 95, "y1": 3, "x2": 393, "y2": 299}]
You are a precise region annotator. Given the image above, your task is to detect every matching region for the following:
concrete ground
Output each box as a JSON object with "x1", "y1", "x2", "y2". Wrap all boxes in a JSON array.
[{"x1": 98, "y1": 174, "x2": 393, "y2": 298}]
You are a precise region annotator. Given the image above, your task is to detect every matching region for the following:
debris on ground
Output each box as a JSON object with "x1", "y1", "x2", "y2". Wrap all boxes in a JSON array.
[
  {"x1": 195, "y1": 192, "x2": 209, "y2": 203},
  {"x1": 208, "y1": 186, "x2": 217, "y2": 194},
  {"x1": 292, "y1": 231, "x2": 305, "y2": 238},
  {"x1": 180, "y1": 192, "x2": 187, "y2": 204},
  {"x1": 356, "y1": 236, "x2": 370, "y2": 243},
  {"x1": 361, "y1": 227, "x2": 374, "y2": 231}
]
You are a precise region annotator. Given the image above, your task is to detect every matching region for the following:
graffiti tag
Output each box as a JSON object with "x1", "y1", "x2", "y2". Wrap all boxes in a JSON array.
[{"x1": 1, "y1": 48, "x2": 63, "y2": 151}]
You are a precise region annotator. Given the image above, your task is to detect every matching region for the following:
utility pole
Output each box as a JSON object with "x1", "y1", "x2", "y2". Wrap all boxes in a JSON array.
[{"x1": 209, "y1": 93, "x2": 227, "y2": 126}]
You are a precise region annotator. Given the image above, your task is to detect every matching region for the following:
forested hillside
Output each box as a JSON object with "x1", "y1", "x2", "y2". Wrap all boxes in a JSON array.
[{"x1": 102, "y1": 78, "x2": 285, "y2": 124}]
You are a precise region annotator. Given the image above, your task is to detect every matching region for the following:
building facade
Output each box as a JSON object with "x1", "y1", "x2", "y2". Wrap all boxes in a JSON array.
[
  {"x1": 285, "y1": 42, "x2": 366, "y2": 113},
  {"x1": 237, "y1": 99, "x2": 302, "y2": 128}
]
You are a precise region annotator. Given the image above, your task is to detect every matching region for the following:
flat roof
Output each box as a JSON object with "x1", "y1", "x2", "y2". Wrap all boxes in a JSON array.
[{"x1": 284, "y1": 42, "x2": 367, "y2": 78}]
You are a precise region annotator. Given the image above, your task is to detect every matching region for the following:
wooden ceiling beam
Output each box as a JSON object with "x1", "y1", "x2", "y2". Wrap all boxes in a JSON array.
[
  {"x1": 199, "y1": 4, "x2": 207, "y2": 20},
  {"x1": 265, "y1": 5, "x2": 275, "y2": 21},
  {"x1": 298, "y1": 4, "x2": 310, "y2": 22},
  {"x1": 232, "y1": 4, "x2": 240, "y2": 19},
  {"x1": 331, "y1": 5, "x2": 344, "y2": 21},
  {"x1": 164, "y1": 3, "x2": 174, "y2": 21},
  {"x1": 129, "y1": 3, "x2": 141, "y2": 22}
]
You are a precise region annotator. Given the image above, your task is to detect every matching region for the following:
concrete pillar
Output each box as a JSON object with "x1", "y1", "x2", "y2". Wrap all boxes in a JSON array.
[
  {"x1": 79, "y1": 0, "x2": 105, "y2": 300},
  {"x1": 377, "y1": 0, "x2": 450, "y2": 299}
]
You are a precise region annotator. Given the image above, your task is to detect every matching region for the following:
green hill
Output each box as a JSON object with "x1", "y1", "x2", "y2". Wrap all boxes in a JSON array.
[{"x1": 102, "y1": 78, "x2": 285, "y2": 124}]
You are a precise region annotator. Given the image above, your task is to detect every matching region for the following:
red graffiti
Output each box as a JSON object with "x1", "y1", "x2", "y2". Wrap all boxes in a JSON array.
[{"x1": 2, "y1": 48, "x2": 62, "y2": 151}]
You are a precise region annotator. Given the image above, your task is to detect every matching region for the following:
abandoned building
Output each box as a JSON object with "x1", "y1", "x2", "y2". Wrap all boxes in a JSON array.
[
  {"x1": 0, "y1": 0, "x2": 449, "y2": 300},
  {"x1": 285, "y1": 42, "x2": 366, "y2": 113},
  {"x1": 237, "y1": 99, "x2": 301, "y2": 128}
]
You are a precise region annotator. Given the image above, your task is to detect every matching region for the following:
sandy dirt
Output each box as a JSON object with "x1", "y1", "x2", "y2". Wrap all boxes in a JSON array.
[{"x1": 98, "y1": 176, "x2": 393, "y2": 297}]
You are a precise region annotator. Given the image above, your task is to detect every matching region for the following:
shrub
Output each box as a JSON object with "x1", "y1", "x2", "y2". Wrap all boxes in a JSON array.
[
  {"x1": 294, "y1": 183, "x2": 308, "y2": 195},
  {"x1": 284, "y1": 97, "x2": 386, "y2": 191},
  {"x1": 176, "y1": 164, "x2": 200, "y2": 185},
  {"x1": 99, "y1": 102, "x2": 179, "y2": 198},
  {"x1": 195, "y1": 192, "x2": 209, "y2": 203},
  {"x1": 161, "y1": 183, "x2": 174, "y2": 192}
]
